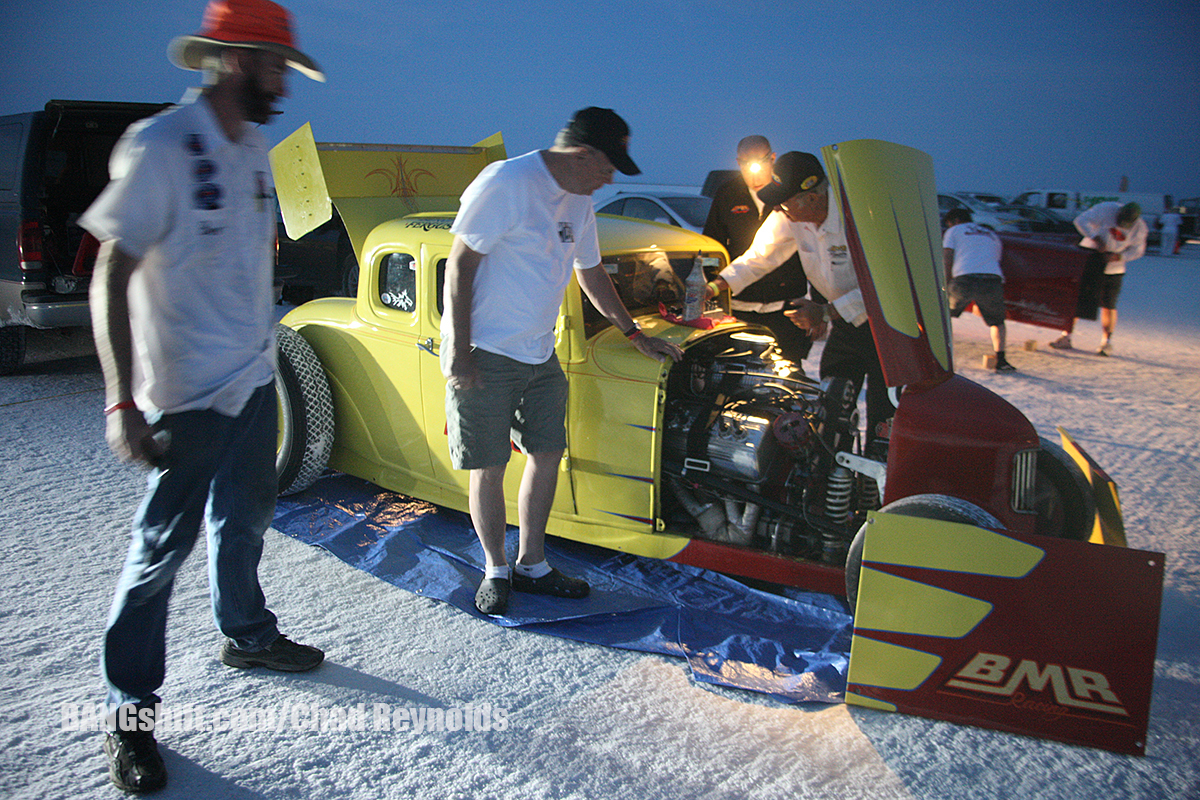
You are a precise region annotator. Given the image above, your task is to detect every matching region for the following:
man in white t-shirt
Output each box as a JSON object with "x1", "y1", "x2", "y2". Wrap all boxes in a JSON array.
[
  {"x1": 942, "y1": 208, "x2": 1015, "y2": 372},
  {"x1": 81, "y1": 1, "x2": 325, "y2": 792},
  {"x1": 441, "y1": 107, "x2": 683, "y2": 616},
  {"x1": 1050, "y1": 201, "x2": 1147, "y2": 355}
]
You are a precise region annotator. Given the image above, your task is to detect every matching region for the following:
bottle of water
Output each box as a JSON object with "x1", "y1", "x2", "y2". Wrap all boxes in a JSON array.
[{"x1": 683, "y1": 255, "x2": 705, "y2": 321}]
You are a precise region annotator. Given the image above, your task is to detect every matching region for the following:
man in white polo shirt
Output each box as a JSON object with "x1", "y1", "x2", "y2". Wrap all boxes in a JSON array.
[
  {"x1": 81, "y1": 0, "x2": 324, "y2": 791},
  {"x1": 441, "y1": 107, "x2": 682, "y2": 616},
  {"x1": 705, "y1": 151, "x2": 890, "y2": 447}
]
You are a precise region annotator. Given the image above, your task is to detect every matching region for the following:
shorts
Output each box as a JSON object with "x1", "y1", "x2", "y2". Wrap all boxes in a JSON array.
[
  {"x1": 443, "y1": 348, "x2": 567, "y2": 470},
  {"x1": 1098, "y1": 273, "x2": 1124, "y2": 310},
  {"x1": 948, "y1": 273, "x2": 1007, "y2": 327}
]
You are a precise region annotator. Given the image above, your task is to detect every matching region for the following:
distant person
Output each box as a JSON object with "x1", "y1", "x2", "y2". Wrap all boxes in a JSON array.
[
  {"x1": 441, "y1": 107, "x2": 683, "y2": 617},
  {"x1": 1050, "y1": 201, "x2": 1147, "y2": 355},
  {"x1": 705, "y1": 151, "x2": 890, "y2": 445},
  {"x1": 702, "y1": 136, "x2": 816, "y2": 364},
  {"x1": 81, "y1": 0, "x2": 325, "y2": 792},
  {"x1": 1159, "y1": 204, "x2": 1182, "y2": 255},
  {"x1": 941, "y1": 209, "x2": 1015, "y2": 372}
]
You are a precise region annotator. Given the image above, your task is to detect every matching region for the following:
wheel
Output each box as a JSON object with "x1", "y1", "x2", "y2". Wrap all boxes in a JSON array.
[
  {"x1": 1033, "y1": 436, "x2": 1095, "y2": 541},
  {"x1": 845, "y1": 494, "x2": 1001, "y2": 611},
  {"x1": 275, "y1": 323, "x2": 334, "y2": 495},
  {"x1": 0, "y1": 325, "x2": 27, "y2": 376},
  {"x1": 339, "y1": 251, "x2": 360, "y2": 298}
]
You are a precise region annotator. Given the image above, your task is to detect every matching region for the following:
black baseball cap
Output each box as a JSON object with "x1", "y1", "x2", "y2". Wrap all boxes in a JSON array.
[
  {"x1": 560, "y1": 107, "x2": 641, "y2": 176},
  {"x1": 757, "y1": 151, "x2": 826, "y2": 206}
]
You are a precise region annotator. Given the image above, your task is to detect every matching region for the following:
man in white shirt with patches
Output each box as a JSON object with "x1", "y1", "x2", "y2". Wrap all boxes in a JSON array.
[{"x1": 82, "y1": 0, "x2": 325, "y2": 791}]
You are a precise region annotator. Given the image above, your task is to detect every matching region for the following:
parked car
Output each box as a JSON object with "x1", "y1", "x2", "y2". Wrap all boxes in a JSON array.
[
  {"x1": 938, "y1": 192, "x2": 1029, "y2": 232},
  {"x1": 0, "y1": 100, "x2": 170, "y2": 374},
  {"x1": 595, "y1": 191, "x2": 712, "y2": 233},
  {"x1": 996, "y1": 204, "x2": 1078, "y2": 236},
  {"x1": 269, "y1": 131, "x2": 1113, "y2": 599}
]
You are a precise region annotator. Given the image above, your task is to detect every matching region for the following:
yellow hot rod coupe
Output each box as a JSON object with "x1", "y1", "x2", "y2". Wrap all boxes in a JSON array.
[{"x1": 270, "y1": 126, "x2": 1110, "y2": 598}]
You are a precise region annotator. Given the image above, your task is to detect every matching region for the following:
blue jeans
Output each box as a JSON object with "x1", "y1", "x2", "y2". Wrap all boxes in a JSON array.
[{"x1": 103, "y1": 382, "x2": 279, "y2": 707}]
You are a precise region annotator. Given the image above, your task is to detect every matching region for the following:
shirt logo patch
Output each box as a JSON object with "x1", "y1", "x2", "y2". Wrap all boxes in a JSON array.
[
  {"x1": 195, "y1": 183, "x2": 223, "y2": 210},
  {"x1": 558, "y1": 222, "x2": 575, "y2": 243},
  {"x1": 194, "y1": 159, "x2": 217, "y2": 182},
  {"x1": 185, "y1": 133, "x2": 206, "y2": 156},
  {"x1": 731, "y1": 205, "x2": 751, "y2": 214}
]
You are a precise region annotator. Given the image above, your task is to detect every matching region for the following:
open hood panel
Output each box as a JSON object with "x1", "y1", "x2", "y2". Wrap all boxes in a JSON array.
[{"x1": 822, "y1": 140, "x2": 953, "y2": 386}]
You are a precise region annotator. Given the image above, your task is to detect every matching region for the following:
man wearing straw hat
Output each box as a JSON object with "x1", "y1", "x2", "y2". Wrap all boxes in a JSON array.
[{"x1": 81, "y1": 0, "x2": 324, "y2": 792}]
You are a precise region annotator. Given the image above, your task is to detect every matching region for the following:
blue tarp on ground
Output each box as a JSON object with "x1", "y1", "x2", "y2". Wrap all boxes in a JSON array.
[{"x1": 272, "y1": 473, "x2": 852, "y2": 704}]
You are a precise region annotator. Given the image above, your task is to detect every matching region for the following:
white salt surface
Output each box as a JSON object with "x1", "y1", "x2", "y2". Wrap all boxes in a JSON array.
[{"x1": 2, "y1": 246, "x2": 1196, "y2": 799}]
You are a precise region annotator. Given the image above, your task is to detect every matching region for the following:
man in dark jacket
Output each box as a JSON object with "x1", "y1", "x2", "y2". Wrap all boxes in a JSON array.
[{"x1": 703, "y1": 136, "x2": 816, "y2": 364}]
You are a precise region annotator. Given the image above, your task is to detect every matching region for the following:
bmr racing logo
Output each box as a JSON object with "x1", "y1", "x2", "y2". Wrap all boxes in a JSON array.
[{"x1": 945, "y1": 652, "x2": 1128, "y2": 717}]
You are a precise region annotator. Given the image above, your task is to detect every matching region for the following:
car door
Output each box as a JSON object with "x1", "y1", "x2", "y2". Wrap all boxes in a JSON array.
[{"x1": 416, "y1": 244, "x2": 578, "y2": 518}]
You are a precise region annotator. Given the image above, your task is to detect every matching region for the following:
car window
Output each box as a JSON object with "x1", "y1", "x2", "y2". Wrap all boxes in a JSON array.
[
  {"x1": 380, "y1": 252, "x2": 417, "y2": 312},
  {"x1": 597, "y1": 199, "x2": 625, "y2": 216},
  {"x1": 621, "y1": 197, "x2": 675, "y2": 226},
  {"x1": 661, "y1": 196, "x2": 712, "y2": 228},
  {"x1": 1048, "y1": 193, "x2": 1069, "y2": 210}
]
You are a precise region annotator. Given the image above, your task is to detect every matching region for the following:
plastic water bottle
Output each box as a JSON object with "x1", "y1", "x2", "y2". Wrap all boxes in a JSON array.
[{"x1": 683, "y1": 255, "x2": 705, "y2": 321}]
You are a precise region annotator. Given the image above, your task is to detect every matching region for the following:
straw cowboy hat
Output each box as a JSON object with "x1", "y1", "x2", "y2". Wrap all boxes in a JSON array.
[{"x1": 168, "y1": 0, "x2": 324, "y2": 81}]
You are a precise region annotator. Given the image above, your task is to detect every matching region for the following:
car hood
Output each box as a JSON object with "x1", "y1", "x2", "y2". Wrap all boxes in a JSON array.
[{"x1": 823, "y1": 140, "x2": 953, "y2": 386}]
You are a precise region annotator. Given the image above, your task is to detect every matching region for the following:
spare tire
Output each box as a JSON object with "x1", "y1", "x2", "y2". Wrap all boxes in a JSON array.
[{"x1": 275, "y1": 323, "x2": 334, "y2": 495}]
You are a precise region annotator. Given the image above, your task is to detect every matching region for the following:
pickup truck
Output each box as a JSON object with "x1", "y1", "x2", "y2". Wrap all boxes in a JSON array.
[
  {"x1": 269, "y1": 126, "x2": 1113, "y2": 597},
  {"x1": 0, "y1": 100, "x2": 169, "y2": 374}
]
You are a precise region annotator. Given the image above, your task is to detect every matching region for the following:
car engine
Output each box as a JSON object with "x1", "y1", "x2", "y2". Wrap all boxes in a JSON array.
[{"x1": 660, "y1": 329, "x2": 884, "y2": 565}]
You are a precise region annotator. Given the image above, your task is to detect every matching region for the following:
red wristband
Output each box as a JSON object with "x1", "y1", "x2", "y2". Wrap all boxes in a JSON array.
[{"x1": 105, "y1": 400, "x2": 137, "y2": 415}]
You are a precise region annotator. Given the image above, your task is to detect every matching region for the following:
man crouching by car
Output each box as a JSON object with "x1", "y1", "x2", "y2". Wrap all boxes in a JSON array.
[{"x1": 441, "y1": 107, "x2": 683, "y2": 616}]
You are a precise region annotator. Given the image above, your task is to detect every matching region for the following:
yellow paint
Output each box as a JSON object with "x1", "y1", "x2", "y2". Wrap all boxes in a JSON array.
[
  {"x1": 847, "y1": 635, "x2": 942, "y2": 691},
  {"x1": 855, "y1": 566, "x2": 993, "y2": 637},
  {"x1": 822, "y1": 140, "x2": 951, "y2": 372},
  {"x1": 844, "y1": 692, "x2": 898, "y2": 712},
  {"x1": 861, "y1": 512, "x2": 1045, "y2": 576},
  {"x1": 1058, "y1": 427, "x2": 1127, "y2": 547}
]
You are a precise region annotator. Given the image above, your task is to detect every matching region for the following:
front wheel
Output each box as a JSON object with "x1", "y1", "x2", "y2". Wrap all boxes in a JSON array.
[
  {"x1": 845, "y1": 494, "x2": 1001, "y2": 611},
  {"x1": 275, "y1": 323, "x2": 334, "y2": 495}
]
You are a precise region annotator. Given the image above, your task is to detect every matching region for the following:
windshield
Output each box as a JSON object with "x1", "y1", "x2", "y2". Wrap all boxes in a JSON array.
[{"x1": 582, "y1": 249, "x2": 725, "y2": 338}]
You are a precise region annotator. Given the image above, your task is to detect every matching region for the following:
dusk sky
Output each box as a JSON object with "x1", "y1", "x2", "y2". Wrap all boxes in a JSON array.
[{"x1": 3, "y1": 1, "x2": 1196, "y2": 200}]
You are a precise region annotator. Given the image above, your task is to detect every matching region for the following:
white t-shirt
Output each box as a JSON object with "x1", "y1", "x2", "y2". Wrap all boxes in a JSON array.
[
  {"x1": 80, "y1": 89, "x2": 276, "y2": 416},
  {"x1": 720, "y1": 190, "x2": 867, "y2": 326},
  {"x1": 942, "y1": 222, "x2": 1003, "y2": 279},
  {"x1": 1073, "y1": 202, "x2": 1148, "y2": 275},
  {"x1": 446, "y1": 150, "x2": 600, "y2": 364}
]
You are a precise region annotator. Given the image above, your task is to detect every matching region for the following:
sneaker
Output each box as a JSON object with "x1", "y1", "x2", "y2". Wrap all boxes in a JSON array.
[
  {"x1": 104, "y1": 728, "x2": 167, "y2": 794},
  {"x1": 474, "y1": 577, "x2": 510, "y2": 616},
  {"x1": 1048, "y1": 334, "x2": 1072, "y2": 350},
  {"x1": 995, "y1": 357, "x2": 1017, "y2": 372},
  {"x1": 220, "y1": 634, "x2": 324, "y2": 672},
  {"x1": 1095, "y1": 344, "x2": 1111, "y2": 356},
  {"x1": 512, "y1": 567, "x2": 590, "y2": 599}
]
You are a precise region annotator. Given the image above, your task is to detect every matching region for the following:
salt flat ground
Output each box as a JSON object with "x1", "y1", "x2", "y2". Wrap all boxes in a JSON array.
[{"x1": 1, "y1": 246, "x2": 1196, "y2": 799}]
